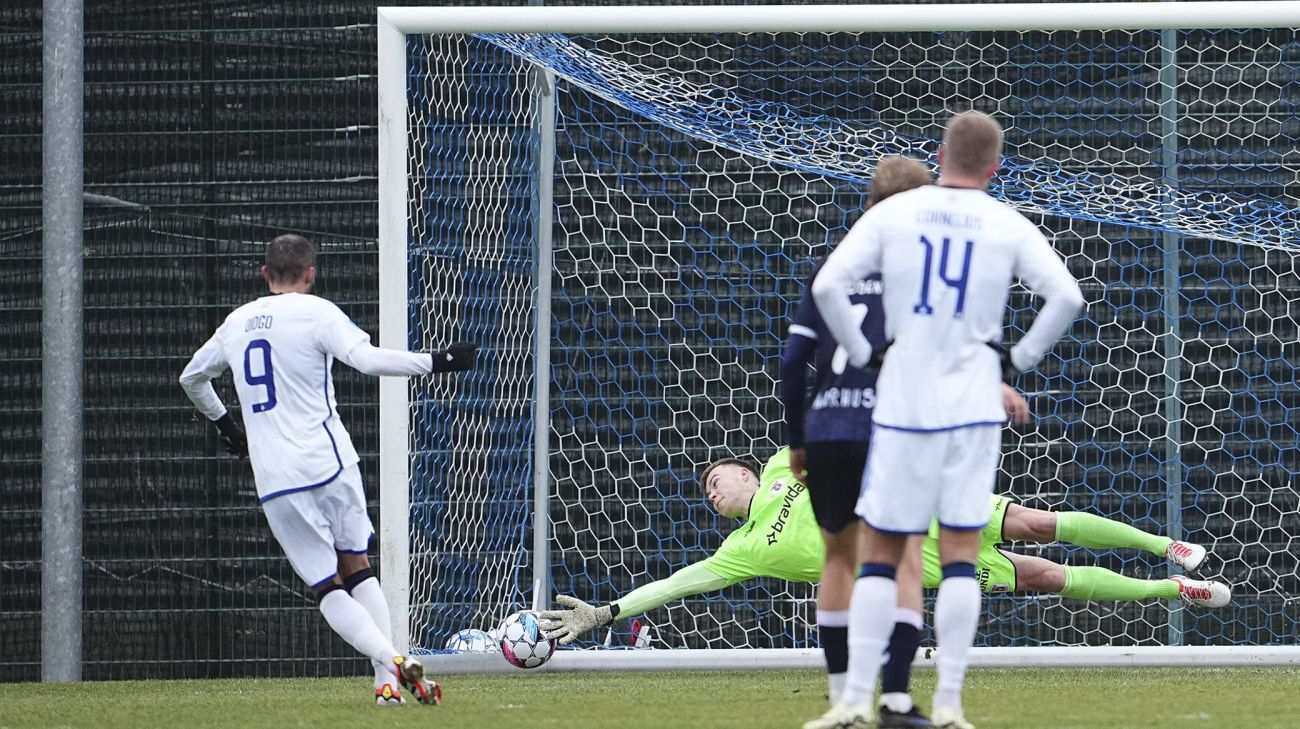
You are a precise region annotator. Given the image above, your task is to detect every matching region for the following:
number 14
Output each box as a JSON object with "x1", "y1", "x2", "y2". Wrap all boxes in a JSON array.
[{"x1": 913, "y1": 235, "x2": 974, "y2": 318}]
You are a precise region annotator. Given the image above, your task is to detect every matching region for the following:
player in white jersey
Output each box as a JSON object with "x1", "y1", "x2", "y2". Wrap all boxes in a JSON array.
[
  {"x1": 179, "y1": 234, "x2": 476, "y2": 707},
  {"x1": 807, "y1": 112, "x2": 1085, "y2": 729}
]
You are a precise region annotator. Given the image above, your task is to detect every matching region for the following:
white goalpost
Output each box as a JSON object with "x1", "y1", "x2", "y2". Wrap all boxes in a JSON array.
[{"x1": 378, "y1": 3, "x2": 1300, "y2": 670}]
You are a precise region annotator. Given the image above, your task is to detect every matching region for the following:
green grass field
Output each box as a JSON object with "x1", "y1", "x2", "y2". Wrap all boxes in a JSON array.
[{"x1": 3, "y1": 667, "x2": 1297, "y2": 729}]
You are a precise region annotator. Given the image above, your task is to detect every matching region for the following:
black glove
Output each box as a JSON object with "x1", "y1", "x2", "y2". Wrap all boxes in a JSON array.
[
  {"x1": 429, "y1": 342, "x2": 478, "y2": 373},
  {"x1": 987, "y1": 342, "x2": 1019, "y2": 384},
  {"x1": 213, "y1": 413, "x2": 249, "y2": 458}
]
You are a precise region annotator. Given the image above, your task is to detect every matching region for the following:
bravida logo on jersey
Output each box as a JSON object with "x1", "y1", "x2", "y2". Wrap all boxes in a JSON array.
[{"x1": 766, "y1": 481, "x2": 806, "y2": 545}]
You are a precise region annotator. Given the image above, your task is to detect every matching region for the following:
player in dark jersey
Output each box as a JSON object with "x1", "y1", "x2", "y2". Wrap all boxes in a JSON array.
[{"x1": 782, "y1": 157, "x2": 941, "y2": 728}]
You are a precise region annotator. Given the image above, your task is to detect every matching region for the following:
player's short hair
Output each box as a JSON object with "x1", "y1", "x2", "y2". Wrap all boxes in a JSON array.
[
  {"x1": 699, "y1": 457, "x2": 760, "y2": 492},
  {"x1": 265, "y1": 233, "x2": 316, "y2": 284},
  {"x1": 941, "y1": 110, "x2": 1003, "y2": 177},
  {"x1": 869, "y1": 156, "x2": 932, "y2": 206}
]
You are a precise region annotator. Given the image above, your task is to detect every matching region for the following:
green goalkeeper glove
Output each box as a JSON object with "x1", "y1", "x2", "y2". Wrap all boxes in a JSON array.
[{"x1": 538, "y1": 595, "x2": 617, "y2": 645}]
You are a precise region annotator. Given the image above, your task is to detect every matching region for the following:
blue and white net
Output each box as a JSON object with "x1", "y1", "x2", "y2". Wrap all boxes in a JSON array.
[{"x1": 405, "y1": 28, "x2": 1299, "y2": 651}]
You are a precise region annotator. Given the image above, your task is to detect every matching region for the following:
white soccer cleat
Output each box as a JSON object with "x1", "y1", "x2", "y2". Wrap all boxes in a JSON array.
[
  {"x1": 802, "y1": 702, "x2": 873, "y2": 729},
  {"x1": 1171, "y1": 575, "x2": 1231, "y2": 608},
  {"x1": 932, "y1": 706, "x2": 975, "y2": 729},
  {"x1": 1165, "y1": 540, "x2": 1206, "y2": 571},
  {"x1": 374, "y1": 683, "x2": 406, "y2": 706}
]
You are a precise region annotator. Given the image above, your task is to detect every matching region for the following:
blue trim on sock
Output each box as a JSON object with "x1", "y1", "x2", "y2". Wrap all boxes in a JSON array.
[
  {"x1": 941, "y1": 561, "x2": 977, "y2": 580},
  {"x1": 859, "y1": 562, "x2": 897, "y2": 580}
]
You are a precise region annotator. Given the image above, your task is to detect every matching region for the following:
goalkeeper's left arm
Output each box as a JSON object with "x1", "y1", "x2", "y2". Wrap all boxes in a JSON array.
[{"x1": 539, "y1": 561, "x2": 732, "y2": 645}]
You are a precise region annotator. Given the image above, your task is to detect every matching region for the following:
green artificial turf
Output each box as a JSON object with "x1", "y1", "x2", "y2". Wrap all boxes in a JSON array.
[{"x1": 2, "y1": 667, "x2": 1297, "y2": 728}]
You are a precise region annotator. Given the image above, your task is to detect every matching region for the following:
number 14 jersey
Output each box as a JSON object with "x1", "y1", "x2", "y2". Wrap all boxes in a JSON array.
[
  {"x1": 819, "y1": 185, "x2": 1080, "y2": 431},
  {"x1": 181, "y1": 293, "x2": 371, "y2": 501}
]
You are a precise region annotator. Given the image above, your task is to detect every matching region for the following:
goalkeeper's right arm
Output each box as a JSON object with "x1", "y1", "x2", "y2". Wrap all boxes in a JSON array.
[{"x1": 539, "y1": 561, "x2": 730, "y2": 645}]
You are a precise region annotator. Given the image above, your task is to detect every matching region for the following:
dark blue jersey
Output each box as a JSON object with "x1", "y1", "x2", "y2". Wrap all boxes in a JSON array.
[{"x1": 780, "y1": 260, "x2": 888, "y2": 446}]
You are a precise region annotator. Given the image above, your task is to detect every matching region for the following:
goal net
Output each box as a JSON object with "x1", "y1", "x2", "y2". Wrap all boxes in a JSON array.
[{"x1": 378, "y1": 5, "x2": 1299, "y2": 664}]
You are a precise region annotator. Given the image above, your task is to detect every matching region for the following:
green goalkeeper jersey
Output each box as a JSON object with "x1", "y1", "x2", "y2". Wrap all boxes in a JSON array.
[
  {"x1": 610, "y1": 448, "x2": 1014, "y2": 619},
  {"x1": 700, "y1": 447, "x2": 826, "y2": 585}
]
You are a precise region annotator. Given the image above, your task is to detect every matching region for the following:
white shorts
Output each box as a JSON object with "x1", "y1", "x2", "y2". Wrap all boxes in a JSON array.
[
  {"x1": 261, "y1": 464, "x2": 374, "y2": 589},
  {"x1": 856, "y1": 424, "x2": 1001, "y2": 534}
]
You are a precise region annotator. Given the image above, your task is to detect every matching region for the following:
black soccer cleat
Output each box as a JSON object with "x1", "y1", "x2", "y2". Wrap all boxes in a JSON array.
[{"x1": 879, "y1": 704, "x2": 934, "y2": 728}]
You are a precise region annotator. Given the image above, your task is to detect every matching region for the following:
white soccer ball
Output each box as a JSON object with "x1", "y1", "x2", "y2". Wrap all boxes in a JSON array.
[
  {"x1": 444, "y1": 628, "x2": 495, "y2": 653},
  {"x1": 497, "y1": 610, "x2": 556, "y2": 669}
]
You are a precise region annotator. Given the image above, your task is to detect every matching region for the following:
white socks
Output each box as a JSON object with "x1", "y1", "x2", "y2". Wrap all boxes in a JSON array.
[
  {"x1": 933, "y1": 575, "x2": 980, "y2": 713},
  {"x1": 842, "y1": 576, "x2": 897, "y2": 706},
  {"x1": 349, "y1": 577, "x2": 400, "y2": 688},
  {"x1": 319, "y1": 589, "x2": 399, "y2": 671}
]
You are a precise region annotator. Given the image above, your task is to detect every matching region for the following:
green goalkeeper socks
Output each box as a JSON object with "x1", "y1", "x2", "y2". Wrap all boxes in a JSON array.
[
  {"x1": 1060, "y1": 566, "x2": 1180, "y2": 601},
  {"x1": 1054, "y1": 512, "x2": 1172, "y2": 557}
]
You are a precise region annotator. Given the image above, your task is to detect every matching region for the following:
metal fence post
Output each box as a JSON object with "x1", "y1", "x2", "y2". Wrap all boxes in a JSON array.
[{"x1": 41, "y1": 0, "x2": 85, "y2": 683}]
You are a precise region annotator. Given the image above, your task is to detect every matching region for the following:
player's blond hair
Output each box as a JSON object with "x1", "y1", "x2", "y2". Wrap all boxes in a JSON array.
[
  {"x1": 941, "y1": 110, "x2": 1003, "y2": 177},
  {"x1": 869, "y1": 156, "x2": 932, "y2": 206}
]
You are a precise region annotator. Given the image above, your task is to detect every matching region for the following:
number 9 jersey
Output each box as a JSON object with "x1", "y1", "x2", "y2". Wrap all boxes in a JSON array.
[{"x1": 179, "y1": 293, "x2": 372, "y2": 501}]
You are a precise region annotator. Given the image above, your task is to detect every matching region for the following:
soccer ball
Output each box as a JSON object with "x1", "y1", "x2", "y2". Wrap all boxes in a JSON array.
[
  {"x1": 497, "y1": 610, "x2": 556, "y2": 669},
  {"x1": 444, "y1": 628, "x2": 495, "y2": 653}
]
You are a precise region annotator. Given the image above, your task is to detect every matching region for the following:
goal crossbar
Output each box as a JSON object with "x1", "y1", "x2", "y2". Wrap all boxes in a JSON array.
[{"x1": 378, "y1": 2, "x2": 1300, "y2": 34}]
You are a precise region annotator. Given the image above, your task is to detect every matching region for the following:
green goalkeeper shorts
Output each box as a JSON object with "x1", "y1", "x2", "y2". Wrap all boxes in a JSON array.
[{"x1": 920, "y1": 494, "x2": 1016, "y2": 593}]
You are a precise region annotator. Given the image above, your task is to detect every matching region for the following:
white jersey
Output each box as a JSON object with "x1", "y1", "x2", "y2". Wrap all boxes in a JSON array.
[
  {"x1": 180, "y1": 293, "x2": 383, "y2": 501},
  {"x1": 813, "y1": 185, "x2": 1084, "y2": 431}
]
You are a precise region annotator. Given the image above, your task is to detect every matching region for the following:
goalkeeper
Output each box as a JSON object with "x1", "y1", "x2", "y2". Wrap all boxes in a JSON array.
[{"x1": 538, "y1": 446, "x2": 1230, "y2": 645}]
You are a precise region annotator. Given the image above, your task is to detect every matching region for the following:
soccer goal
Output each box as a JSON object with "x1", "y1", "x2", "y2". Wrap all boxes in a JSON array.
[{"x1": 376, "y1": 3, "x2": 1300, "y2": 670}]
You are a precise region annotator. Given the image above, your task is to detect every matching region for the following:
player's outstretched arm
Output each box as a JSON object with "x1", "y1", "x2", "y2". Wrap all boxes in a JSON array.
[
  {"x1": 316, "y1": 300, "x2": 478, "y2": 376},
  {"x1": 538, "y1": 561, "x2": 730, "y2": 645},
  {"x1": 340, "y1": 341, "x2": 478, "y2": 376}
]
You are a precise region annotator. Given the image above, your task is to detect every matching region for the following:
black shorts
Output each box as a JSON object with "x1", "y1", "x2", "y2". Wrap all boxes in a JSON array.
[{"x1": 802, "y1": 441, "x2": 870, "y2": 533}]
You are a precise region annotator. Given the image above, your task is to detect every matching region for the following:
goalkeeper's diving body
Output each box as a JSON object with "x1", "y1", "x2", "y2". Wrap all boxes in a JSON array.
[
  {"x1": 538, "y1": 446, "x2": 1231, "y2": 656},
  {"x1": 178, "y1": 234, "x2": 478, "y2": 708}
]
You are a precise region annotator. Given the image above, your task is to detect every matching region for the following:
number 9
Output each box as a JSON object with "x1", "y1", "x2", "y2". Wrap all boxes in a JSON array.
[{"x1": 244, "y1": 339, "x2": 277, "y2": 413}]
